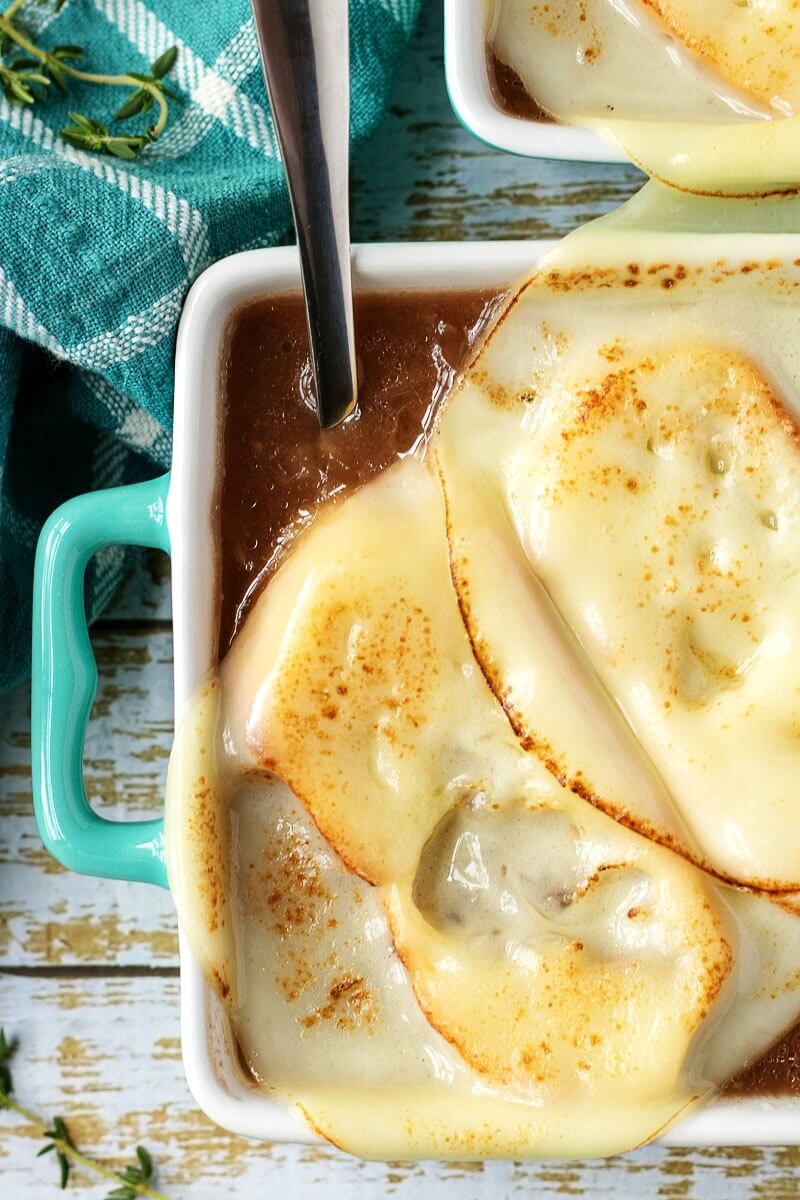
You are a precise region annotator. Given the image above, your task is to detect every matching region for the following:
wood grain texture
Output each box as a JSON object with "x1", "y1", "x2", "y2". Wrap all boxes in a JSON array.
[{"x1": 1, "y1": 1, "x2": 795, "y2": 1196}]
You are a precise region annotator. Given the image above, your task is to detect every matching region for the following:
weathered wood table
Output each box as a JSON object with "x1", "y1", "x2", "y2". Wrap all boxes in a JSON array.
[{"x1": 2, "y1": 6, "x2": 797, "y2": 1197}]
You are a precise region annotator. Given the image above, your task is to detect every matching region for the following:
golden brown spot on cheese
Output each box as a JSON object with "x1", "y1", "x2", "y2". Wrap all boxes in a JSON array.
[
  {"x1": 242, "y1": 820, "x2": 345, "y2": 1004},
  {"x1": 641, "y1": 0, "x2": 800, "y2": 108},
  {"x1": 299, "y1": 975, "x2": 376, "y2": 1031},
  {"x1": 212, "y1": 966, "x2": 230, "y2": 1000},
  {"x1": 187, "y1": 773, "x2": 224, "y2": 936},
  {"x1": 294, "y1": 1103, "x2": 350, "y2": 1154}
]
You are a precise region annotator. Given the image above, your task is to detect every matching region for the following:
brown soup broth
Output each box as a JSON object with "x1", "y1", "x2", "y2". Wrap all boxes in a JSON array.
[
  {"x1": 486, "y1": 47, "x2": 555, "y2": 123},
  {"x1": 217, "y1": 287, "x2": 505, "y2": 651},
  {"x1": 216, "y1": 287, "x2": 800, "y2": 1101},
  {"x1": 724, "y1": 1022, "x2": 800, "y2": 1098}
]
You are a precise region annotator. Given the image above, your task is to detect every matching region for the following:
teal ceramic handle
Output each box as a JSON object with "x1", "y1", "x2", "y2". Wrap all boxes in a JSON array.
[{"x1": 31, "y1": 474, "x2": 171, "y2": 888}]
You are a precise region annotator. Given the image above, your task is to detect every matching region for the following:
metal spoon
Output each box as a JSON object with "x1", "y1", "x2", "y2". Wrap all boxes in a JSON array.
[{"x1": 252, "y1": 0, "x2": 358, "y2": 429}]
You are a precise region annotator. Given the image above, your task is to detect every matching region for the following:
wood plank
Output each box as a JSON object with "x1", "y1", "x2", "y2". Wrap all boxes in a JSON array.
[
  {"x1": 2, "y1": 972, "x2": 800, "y2": 1200},
  {"x1": 0, "y1": 625, "x2": 177, "y2": 968}
]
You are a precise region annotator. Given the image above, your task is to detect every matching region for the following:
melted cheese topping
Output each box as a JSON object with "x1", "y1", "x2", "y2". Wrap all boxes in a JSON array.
[
  {"x1": 516, "y1": 342, "x2": 800, "y2": 887},
  {"x1": 435, "y1": 228, "x2": 800, "y2": 891},
  {"x1": 222, "y1": 460, "x2": 523, "y2": 887},
  {"x1": 388, "y1": 792, "x2": 730, "y2": 1101},
  {"x1": 488, "y1": 0, "x2": 770, "y2": 122},
  {"x1": 642, "y1": 0, "x2": 800, "y2": 110},
  {"x1": 223, "y1": 463, "x2": 731, "y2": 1111},
  {"x1": 168, "y1": 452, "x2": 800, "y2": 1157},
  {"x1": 487, "y1": 0, "x2": 800, "y2": 192},
  {"x1": 166, "y1": 679, "x2": 235, "y2": 1001},
  {"x1": 228, "y1": 773, "x2": 469, "y2": 1094}
]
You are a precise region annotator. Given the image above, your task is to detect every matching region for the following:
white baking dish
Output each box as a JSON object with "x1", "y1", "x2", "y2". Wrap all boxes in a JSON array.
[
  {"x1": 32, "y1": 239, "x2": 800, "y2": 1150},
  {"x1": 443, "y1": 0, "x2": 626, "y2": 163}
]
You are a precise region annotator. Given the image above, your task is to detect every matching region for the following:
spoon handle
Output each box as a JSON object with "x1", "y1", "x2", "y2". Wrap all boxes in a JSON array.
[{"x1": 252, "y1": 0, "x2": 358, "y2": 429}]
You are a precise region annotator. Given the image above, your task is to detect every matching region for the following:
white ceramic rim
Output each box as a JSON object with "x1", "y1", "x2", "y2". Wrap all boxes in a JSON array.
[
  {"x1": 168, "y1": 239, "x2": 800, "y2": 1149},
  {"x1": 443, "y1": 0, "x2": 628, "y2": 164}
]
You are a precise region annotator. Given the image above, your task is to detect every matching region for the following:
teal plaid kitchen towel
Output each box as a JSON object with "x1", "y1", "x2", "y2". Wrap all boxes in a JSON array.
[{"x1": 0, "y1": 0, "x2": 419, "y2": 690}]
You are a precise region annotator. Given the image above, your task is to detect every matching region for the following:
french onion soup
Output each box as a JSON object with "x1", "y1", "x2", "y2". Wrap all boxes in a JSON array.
[
  {"x1": 483, "y1": 1, "x2": 800, "y2": 193},
  {"x1": 166, "y1": 209, "x2": 800, "y2": 1159}
]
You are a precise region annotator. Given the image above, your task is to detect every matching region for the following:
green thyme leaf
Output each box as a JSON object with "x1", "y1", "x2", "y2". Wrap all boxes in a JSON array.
[
  {"x1": 22, "y1": 70, "x2": 50, "y2": 88},
  {"x1": 0, "y1": 1029, "x2": 13, "y2": 1098},
  {"x1": 52, "y1": 44, "x2": 84, "y2": 62},
  {"x1": 45, "y1": 57, "x2": 69, "y2": 92},
  {"x1": 150, "y1": 46, "x2": 178, "y2": 78},
  {"x1": 105, "y1": 136, "x2": 140, "y2": 160},
  {"x1": 5, "y1": 73, "x2": 35, "y2": 104},
  {"x1": 114, "y1": 88, "x2": 147, "y2": 120},
  {"x1": 136, "y1": 1145, "x2": 153, "y2": 1178},
  {"x1": 62, "y1": 111, "x2": 130, "y2": 154},
  {"x1": 53, "y1": 1117, "x2": 70, "y2": 1143},
  {"x1": 71, "y1": 111, "x2": 108, "y2": 134},
  {"x1": 57, "y1": 1149, "x2": 69, "y2": 1189}
]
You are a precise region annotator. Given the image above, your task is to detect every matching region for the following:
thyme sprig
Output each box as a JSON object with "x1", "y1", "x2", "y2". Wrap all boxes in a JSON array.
[
  {"x1": 0, "y1": 1029, "x2": 170, "y2": 1198},
  {"x1": 0, "y1": 0, "x2": 179, "y2": 157}
]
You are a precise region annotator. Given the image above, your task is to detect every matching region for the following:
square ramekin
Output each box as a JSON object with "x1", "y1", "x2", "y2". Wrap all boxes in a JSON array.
[
  {"x1": 32, "y1": 238, "x2": 800, "y2": 1151},
  {"x1": 169, "y1": 240, "x2": 800, "y2": 1147},
  {"x1": 443, "y1": 0, "x2": 626, "y2": 163}
]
